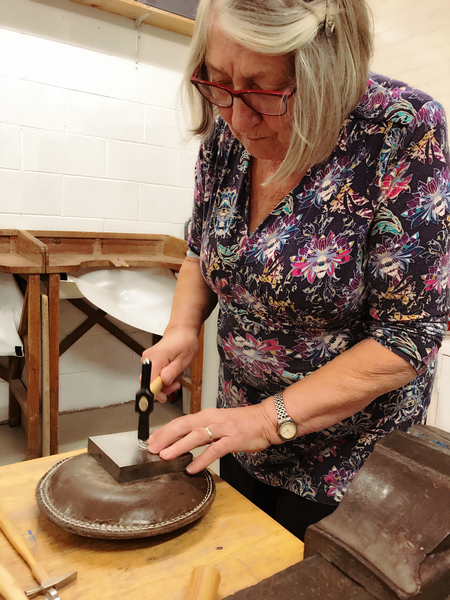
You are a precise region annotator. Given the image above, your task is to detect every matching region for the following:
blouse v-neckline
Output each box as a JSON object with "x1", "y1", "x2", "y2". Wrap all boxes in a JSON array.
[{"x1": 245, "y1": 156, "x2": 304, "y2": 235}]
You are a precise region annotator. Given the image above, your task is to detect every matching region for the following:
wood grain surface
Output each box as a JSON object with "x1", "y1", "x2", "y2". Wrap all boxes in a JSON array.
[{"x1": 0, "y1": 451, "x2": 303, "y2": 599}]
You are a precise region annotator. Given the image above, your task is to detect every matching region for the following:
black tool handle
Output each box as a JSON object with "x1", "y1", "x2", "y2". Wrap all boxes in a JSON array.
[{"x1": 135, "y1": 359, "x2": 154, "y2": 441}]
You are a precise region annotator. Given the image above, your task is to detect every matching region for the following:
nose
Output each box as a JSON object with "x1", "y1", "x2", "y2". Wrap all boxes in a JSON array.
[{"x1": 230, "y1": 97, "x2": 262, "y2": 134}]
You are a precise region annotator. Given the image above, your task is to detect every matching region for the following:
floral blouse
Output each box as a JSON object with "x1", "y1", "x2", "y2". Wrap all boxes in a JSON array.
[{"x1": 188, "y1": 73, "x2": 450, "y2": 505}]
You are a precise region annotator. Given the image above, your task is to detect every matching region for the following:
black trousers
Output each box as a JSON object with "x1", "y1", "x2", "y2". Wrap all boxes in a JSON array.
[{"x1": 220, "y1": 453, "x2": 337, "y2": 542}]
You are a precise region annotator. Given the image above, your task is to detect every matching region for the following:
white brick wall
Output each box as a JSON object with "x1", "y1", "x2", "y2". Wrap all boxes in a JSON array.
[
  {"x1": 0, "y1": 0, "x2": 198, "y2": 235},
  {"x1": 0, "y1": 0, "x2": 200, "y2": 420}
]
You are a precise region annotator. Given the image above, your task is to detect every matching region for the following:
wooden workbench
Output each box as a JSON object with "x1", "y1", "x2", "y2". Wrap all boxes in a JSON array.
[
  {"x1": 1, "y1": 230, "x2": 205, "y2": 459},
  {"x1": 0, "y1": 451, "x2": 304, "y2": 599},
  {"x1": 0, "y1": 230, "x2": 47, "y2": 459}
]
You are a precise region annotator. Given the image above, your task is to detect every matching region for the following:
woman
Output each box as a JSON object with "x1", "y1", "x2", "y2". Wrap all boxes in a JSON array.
[{"x1": 144, "y1": 0, "x2": 450, "y2": 540}]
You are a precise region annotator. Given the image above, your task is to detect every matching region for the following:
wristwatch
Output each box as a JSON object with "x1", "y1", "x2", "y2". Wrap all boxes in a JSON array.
[{"x1": 273, "y1": 391, "x2": 298, "y2": 441}]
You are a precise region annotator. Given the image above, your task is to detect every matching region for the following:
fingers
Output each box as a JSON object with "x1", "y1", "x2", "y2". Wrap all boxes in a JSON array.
[
  {"x1": 148, "y1": 412, "x2": 206, "y2": 454},
  {"x1": 156, "y1": 422, "x2": 234, "y2": 475},
  {"x1": 154, "y1": 380, "x2": 181, "y2": 403},
  {"x1": 186, "y1": 438, "x2": 233, "y2": 474},
  {"x1": 159, "y1": 358, "x2": 188, "y2": 388},
  {"x1": 148, "y1": 405, "x2": 278, "y2": 475},
  {"x1": 159, "y1": 424, "x2": 215, "y2": 459}
]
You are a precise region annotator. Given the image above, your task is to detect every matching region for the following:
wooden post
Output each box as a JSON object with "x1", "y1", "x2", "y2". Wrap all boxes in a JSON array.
[
  {"x1": 47, "y1": 274, "x2": 60, "y2": 455},
  {"x1": 25, "y1": 275, "x2": 40, "y2": 459},
  {"x1": 8, "y1": 355, "x2": 21, "y2": 427},
  {"x1": 41, "y1": 294, "x2": 50, "y2": 457},
  {"x1": 190, "y1": 325, "x2": 204, "y2": 414}
]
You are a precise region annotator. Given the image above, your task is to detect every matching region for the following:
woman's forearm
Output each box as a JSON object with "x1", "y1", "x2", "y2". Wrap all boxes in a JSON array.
[
  {"x1": 147, "y1": 338, "x2": 418, "y2": 472},
  {"x1": 165, "y1": 257, "x2": 217, "y2": 336},
  {"x1": 275, "y1": 338, "x2": 418, "y2": 435}
]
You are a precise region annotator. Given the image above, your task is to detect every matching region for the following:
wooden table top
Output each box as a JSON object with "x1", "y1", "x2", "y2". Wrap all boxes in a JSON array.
[{"x1": 0, "y1": 451, "x2": 304, "y2": 599}]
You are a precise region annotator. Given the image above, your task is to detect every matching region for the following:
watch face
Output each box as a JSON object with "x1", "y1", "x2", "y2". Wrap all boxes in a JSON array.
[{"x1": 279, "y1": 421, "x2": 298, "y2": 440}]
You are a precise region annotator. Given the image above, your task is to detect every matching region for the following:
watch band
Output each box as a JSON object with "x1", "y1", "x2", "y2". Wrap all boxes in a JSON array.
[
  {"x1": 273, "y1": 391, "x2": 291, "y2": 422},
  {"x1": 273, "y1": 391, "x2": 298, "y2": 441}
]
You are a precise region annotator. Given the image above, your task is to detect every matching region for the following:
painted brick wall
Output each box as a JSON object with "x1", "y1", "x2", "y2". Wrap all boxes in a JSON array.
[
  {"x1": 0, "y1": 0, "x2": 203, "y2": 422},
  {"x1": 0, "y1": 0, "x2": 198, "y2": 235}
]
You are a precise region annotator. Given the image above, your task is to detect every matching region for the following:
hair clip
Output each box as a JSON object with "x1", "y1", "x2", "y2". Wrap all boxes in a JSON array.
[{"x1": 325, "y1": 0, "x2": 335, "y2": 37}]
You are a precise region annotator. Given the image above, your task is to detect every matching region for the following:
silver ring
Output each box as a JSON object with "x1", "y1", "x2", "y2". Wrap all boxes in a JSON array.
[{"x1": 204, "y1": 426, "x2": 213, "y2": 444}]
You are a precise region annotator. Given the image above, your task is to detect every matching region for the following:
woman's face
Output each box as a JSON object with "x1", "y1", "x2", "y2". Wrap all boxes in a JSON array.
[{"x1": 204, "y1": 26, "x2": 295, "y2": 163}]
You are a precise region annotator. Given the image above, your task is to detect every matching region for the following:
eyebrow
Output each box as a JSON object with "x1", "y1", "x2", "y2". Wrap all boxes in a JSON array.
[{"x1": 204, "y1": 61, "x2": 270, "y2": 82}]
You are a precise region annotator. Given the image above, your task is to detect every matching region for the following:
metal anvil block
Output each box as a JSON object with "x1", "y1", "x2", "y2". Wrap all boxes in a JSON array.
[
  {"x1": 305, "y1": 425, "x2": 450, "y2": 599},
  {"x1": 223, "y1": 426, "x2": 450, "y2": 599},
  {"x1": 88, "y1": 430, "x2": 192, "y2": 483},
  {"x1": 223, "y1": 553, "x2": 378, "y2": 599}
]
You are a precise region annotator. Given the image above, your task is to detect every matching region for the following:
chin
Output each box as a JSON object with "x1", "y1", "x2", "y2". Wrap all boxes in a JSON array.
[{"x1": 242, "y1": 138, "x2": 287, "y2": 162}]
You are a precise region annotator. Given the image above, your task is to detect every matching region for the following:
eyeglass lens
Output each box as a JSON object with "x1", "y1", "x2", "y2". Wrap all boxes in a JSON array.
[{"x1": 196, "y1": 82, "x2": 287, "y2": 116}]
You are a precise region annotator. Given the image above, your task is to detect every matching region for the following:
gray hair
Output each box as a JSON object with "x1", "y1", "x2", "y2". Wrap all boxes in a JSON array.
[{"x1": 181, "y1": 0, "x2": 373, "y2": 182}]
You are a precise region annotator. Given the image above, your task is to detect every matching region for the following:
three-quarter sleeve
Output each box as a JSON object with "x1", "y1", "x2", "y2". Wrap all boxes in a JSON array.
[
  {"x1": 187, "y1": 146, "x2": 206, "y2": 257},
  {"x1": 367, "y1": 100, "x2": 450, "y2": 374}
]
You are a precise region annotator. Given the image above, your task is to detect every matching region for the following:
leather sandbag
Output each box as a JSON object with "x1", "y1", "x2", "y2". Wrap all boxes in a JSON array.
[{"x1": 36, "y1": 453, "x2": 215, "y2": 539}]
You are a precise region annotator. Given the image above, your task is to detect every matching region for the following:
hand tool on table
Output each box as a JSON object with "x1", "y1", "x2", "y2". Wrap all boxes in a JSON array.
[
  {"x1": 35, "y1": 359, "x2": 216, "y2": 539},
  {"x1": 0, "y1": 564, "x2": 29, "y2": 600},
  {"x1": 186, "y1": 566, "x2": 221, "y2": 600},
  {"x1": 0, "y1": 506, "x2": 76, "y2": 600}
]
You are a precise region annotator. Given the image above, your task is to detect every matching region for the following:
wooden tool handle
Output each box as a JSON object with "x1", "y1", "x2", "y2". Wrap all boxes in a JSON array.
[
  {"x1": 185, "y1": 566, "x2": 221, "y2": 600},
  {"x1": 0, "y1": 565, "x2": 29, "y2": 600},
  {"x1": 0, "y1": 506, "x2": 49, "y2": 584},
  {"x1": 150, "y1": 375, "x2": 164, "y2": 396}
]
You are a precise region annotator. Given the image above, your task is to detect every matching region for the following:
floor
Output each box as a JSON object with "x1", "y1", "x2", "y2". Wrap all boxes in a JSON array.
[{"x1": 0, "y1": 399, "x2": 220, "y2": 473}]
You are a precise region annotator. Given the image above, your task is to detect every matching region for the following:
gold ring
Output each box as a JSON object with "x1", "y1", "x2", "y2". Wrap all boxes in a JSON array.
[{"x1": 204, "y1": 426, "x2": 213, "y2": 444}]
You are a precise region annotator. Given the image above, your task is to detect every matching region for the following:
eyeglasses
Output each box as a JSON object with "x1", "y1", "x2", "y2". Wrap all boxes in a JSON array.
[{"x1": 190, "y1": 71, "x2": 296, "y2": 116}]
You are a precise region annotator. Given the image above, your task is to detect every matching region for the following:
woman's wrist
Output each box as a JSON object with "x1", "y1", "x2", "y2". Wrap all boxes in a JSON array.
[
  {"x1": 259, "y1": 396, "x2": 283, "y2": 444},
  {"x1": 164, "y1": 322, "x2": 200, "y2": 336}
]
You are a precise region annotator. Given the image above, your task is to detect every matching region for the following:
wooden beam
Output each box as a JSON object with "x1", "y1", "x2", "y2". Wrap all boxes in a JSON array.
[
  {"x1": 26, "y1": 275, "x2": 41, "y2": 459},
  {"x1": 0, "y1": 365, "x2": 8, "y2": 383},
  {"x1": 178, "y1": 374, "x2": 192, "y2": 391},
  {"x1": 47, "y1": 274, "x2": 60, "y2": 455},
  {"x1": 68, "y1": 299, "x2": 145, "y2": 356},
  {"x1": 190, "y1": 325, "x2": 204, "y2": 413},
  {"x1": 10, "y1": 379, "x2": 27, "y2": 416},
  {"x1": 59, "y1": 316, "x2": 98, "y2": 356},
  {"x1": 41, "y1": 294, "x2": 51, "y2": 457},
  {"x1": 8, "y1": 357, "x2": 21, "y2": 426},
  {"x1": 69, "y1": 0, "x2": 195, "y2": 37}
]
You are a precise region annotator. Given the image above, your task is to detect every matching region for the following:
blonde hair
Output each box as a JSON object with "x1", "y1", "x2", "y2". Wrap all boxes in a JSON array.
[{"x1": 182, "y1": 0, "x2": 373, "y2": 182}]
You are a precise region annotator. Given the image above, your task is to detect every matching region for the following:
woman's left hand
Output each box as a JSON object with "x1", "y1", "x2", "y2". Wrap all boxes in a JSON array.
[{"x1": 147, "y1": 403, "x2": 280, "y2": 474}]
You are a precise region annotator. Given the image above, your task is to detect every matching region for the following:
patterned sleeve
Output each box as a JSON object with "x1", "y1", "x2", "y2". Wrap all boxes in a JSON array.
[
  {"x1": 187, "y1": 142, "x2": 207, "y2": 257},
  {"x1": 367, "y1": 100, "x2": 450, "y2": 374},
  {"x1": 187, "y1": 118, "x2": 225, "y2": 257}
]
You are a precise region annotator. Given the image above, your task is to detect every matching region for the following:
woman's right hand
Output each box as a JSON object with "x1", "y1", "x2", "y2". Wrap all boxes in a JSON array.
[{"x1": 142, "y1": 325, "x2": 200, "y2": 403}]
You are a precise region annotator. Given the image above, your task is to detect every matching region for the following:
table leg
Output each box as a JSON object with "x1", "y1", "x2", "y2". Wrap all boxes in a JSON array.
[
  {"x1": 47, "y1": 274, "x2": 60, "y2": 455},
  {"x1": 25, "y1": 275, "x2": 41, "y2": 459},
  {"x1": 8, "y1": 355, "x2": 21, "y2": 427},
  {"x1": 190, "y1": 325, "x2": 204, "y2": 413}
]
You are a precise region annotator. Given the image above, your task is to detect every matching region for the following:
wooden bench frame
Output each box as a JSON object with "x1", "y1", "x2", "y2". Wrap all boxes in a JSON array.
[{"x1": 0, "y1": 230, "x2": 203, "y2": 459}]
